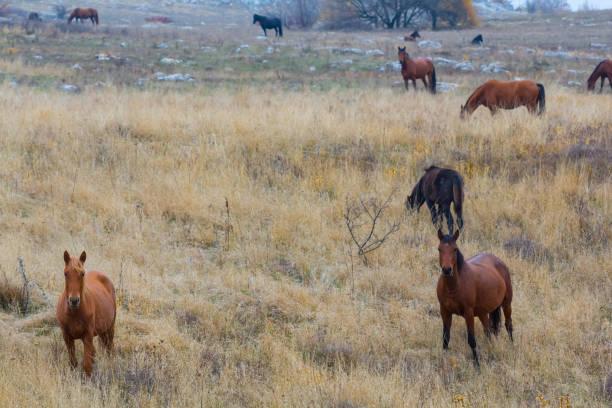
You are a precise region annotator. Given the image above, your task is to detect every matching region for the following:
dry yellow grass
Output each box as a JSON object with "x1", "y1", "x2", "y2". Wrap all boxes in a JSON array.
[{"x1": 0, "y1": 81, "x2": 610, "y2": 407}]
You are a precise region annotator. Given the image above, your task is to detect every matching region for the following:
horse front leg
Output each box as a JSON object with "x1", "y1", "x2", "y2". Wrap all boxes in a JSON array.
[
  {"x1": 62, "y1": 331, "x2": 77, "y2": 369},
  {"x1": 82, "y1": 332, "x2": 96, "y2": 377},
  {"x1": 441, "y1": 308, "x2": 452, "y2": 349},
  {"x1": 263, "y1": 27, "x2": 267, "y2": 37},
  {"x1": 426, "y1": 200, "x2": 438, "y2": 226},
  {"x1": 411, "y1": 78, "x2": 417, "y2": 90},
  {"x1": 464, "y1": 309, "x2": 480, "y2": 368},
  {"x1": 421, "y1": 78, "x2": 428, "y2": 90}
]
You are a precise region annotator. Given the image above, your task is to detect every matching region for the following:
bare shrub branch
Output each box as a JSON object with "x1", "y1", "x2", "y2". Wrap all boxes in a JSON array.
[{"x1": 344, "y1": 189, "x2": 400, "y2": 266}]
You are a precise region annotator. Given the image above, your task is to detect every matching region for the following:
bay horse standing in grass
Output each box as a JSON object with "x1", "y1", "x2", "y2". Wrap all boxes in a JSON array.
[
  {"x1": 406, "y1": 166, "x2": 464, "y2": 233},
  {"x1": 57, "y1": 251, "x2": 116, "y2": 377},
  {"x1": 68, "y1": 8, "x2": 98, "y2": 25},
  {"x1": 587, "y1": 60, "x2": 612, "y2": 92},
  {"x1": 460, "y1": 80, "x2": 545, "y2": 118},
  {"x1": 398, "y1": 47, "x2": 436, "y2": 93},
  {"x1": 253, "y1": 14, "x2": 282, "y2": 37},
  {"x1": 436, "y1": 230, "x2": 513, "y2": 368}
]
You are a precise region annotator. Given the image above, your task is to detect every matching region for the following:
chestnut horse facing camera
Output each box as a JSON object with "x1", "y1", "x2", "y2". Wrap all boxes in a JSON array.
[
  {"x1": 436, "y1": 230, "x2": 513, "y2": 368},
  {"x1": 398, "y1": 47, "x2": 436, "y2": 94},
  {"x1": 587, "y1": 60, "x2": 612, "y2": 92},
  {"x1": 460, "y1": 79, "x2": 545, "y2": 118},
  {"x1": 56, "y1": 251, "x2": 116, "y2": 377},
  {"x1": 67, "y1": 8, "x2": 98, "y2": 25}
]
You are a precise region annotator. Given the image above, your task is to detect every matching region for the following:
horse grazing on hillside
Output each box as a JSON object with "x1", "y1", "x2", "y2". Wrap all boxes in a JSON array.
[
  {"x1": 398, "y1": 47, "x2": 436, "y2": 93},
  {"x1": 460, "y1": 80, "x2": 545, "y2": 118},
  {"x1": 436, "y1": 229, "x2": 513, "y2": 368},
  {"x1": 406, "y1": 166, "x2": 464, "y2": 233},
  {"x1": 471, "y1": 34, "x2": 483, "y2": 45},
  {"x1": 68, "y1": 8, "x2": 98, "y2": 25},
  {"x1": 587, "y1": 60, "x2": 612, "y2": 92},
  {"x1": 253, "y1": 14, "x2": 282, "y2": 37},
  {"x1": 56, "y1": 251, "x2": 116, "y2": 377},
  {"x1": 404, "y1": 30, "x2": 421, "y2": 41},
  {"x1": 28, "y1": 12, "x2": 42, "y2": 21}
]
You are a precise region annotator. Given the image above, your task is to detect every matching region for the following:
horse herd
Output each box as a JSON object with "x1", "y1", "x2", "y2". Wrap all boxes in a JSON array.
[
  {"x1": 398, "y1": 48, "x2": 609, "y2": 117},
  {"x1": 37, "y1": 8, "x2": 607, "y2": 377},
  {"x1": 58, "y1": 164, "x2": 509, "y2": 375}
]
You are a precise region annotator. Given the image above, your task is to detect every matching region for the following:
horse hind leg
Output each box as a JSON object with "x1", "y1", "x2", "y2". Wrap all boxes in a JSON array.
[
  {"x1": 421, "y1": 78, "x2": 428, "y2": 90},
  {"x1": 100, "y1": 327, "x2": 114, "y2": 353},
  {"x1": 488, "y1": 306, "x2": 501, "y2": 336},
  {"x1": 443, "y1": 205, "x2": 454, "y2": 234},
  {"x1": 502, "y1": 302, "x2": 513, "y2": 341},
  {"x1": 478, "y1": 313, "x2": 492, "y2": 338}
]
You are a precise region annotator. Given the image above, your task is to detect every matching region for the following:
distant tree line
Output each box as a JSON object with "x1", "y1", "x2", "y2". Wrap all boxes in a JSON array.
[{"x1": 248, "y1": 0, "x2": 479, "y2": 30}]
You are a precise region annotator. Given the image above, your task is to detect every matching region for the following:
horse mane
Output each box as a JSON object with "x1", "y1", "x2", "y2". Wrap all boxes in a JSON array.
[
  {"x1": 456, "y1": 248, "x2": 464, "y2": 270},
  {"x1": 587, "y1": 61, "x2": 605, "y2": 83},
  {"x1": 462, "y1": 84, "x2": 485, "y2": 109}
]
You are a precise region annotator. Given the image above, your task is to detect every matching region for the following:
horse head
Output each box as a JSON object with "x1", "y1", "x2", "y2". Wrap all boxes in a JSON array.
[
  {"x1": 63, "y1": 250, "x2": 87, "y2": 309},
  {"x1": 411, "y1": 30, "x2": 420, "y2": 38},
  {"x1": 437, "y1": 229, "x2": 461, "y2": 276},
  {"x1": 460, "y1": 104, "x2": 466, "y2": 119},
  {"x1": 397, "y1": 47, "x2": 408, "y2": 62}
]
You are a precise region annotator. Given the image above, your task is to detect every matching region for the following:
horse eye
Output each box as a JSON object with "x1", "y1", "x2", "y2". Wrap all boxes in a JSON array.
[{"x1": 81, "y1": 272, "x2": 85, "y2": 277}]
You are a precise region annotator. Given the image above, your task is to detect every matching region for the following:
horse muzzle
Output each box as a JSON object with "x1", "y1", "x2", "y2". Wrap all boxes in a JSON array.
[
  {"x1": 441, "y1": 267, "x2": 453, "y2": 276},
  {"x1": 68, "y1": 296, "x2": 81, "y2": 309}
]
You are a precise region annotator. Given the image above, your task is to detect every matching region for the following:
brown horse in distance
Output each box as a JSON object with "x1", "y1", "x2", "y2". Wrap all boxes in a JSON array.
[
  {"x1": 398, "y1": 47, "x2": 436, "y2": 93},
  {"x1": 68, "y1": 8, "x2": 99, "y2": 25},
  {"x1": 587, "y1": 60, "x2": 612, "y2": 92},
  {"x1": 406, "y1": 166, "x2": 464, "y2": 233},
  {"x1": 56, "y1": 251, "x2": 116, "y2": 377},
  {"x1": 436, "y1": 230, "x2": 513, "y2": 367},
  {"x1": 461, "y1": 80, "x2": 545, "y2": 118}
]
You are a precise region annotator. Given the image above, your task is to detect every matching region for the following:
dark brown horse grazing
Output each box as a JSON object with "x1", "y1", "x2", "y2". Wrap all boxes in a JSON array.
[
  {"x1": 460, "y1": 80, "x2": 545, "y2": 119},
  {"x1": 68, "y1": 8, "x2": 98, "y2": 25},
  {"x1": 56, "y1": 251, "x2": 116, "y2": 377},
  {"x1": 398, "y1": 47, "x2": 436, "y2": 93},
  {"x1": 406, "y1": 166, "x2": 464, "y2": 233},
  {"x1": 436, "y1": 230, "x2": 513, "y2": 367},
  {"x1": 404, "y1": 30, "x2": 421, "y2": 41},
  {"x1": 587, "y1": 60, "x2": 612, "y2": 92}
]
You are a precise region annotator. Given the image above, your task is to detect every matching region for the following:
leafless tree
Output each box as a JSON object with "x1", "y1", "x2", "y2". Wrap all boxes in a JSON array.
[{"x1": 344, "y1": 189, "x2": 400, "y2": 266}]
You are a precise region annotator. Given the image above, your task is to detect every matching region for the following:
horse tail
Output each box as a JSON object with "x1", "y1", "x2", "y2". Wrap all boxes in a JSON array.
[
  {"x1": 489, "y1": 306, "x2": 501, "y2": 335},
  {"x1": 430, "y1": 66, "x2": 436, "y2": 94},
  {"x1": 536, "y1": 83, "x2": 545, "y2": 115}
]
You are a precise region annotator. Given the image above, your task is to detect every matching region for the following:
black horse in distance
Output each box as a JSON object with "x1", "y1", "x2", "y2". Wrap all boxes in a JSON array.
[{"x1": 253, "y1": 14, "x2": 283, "y2": 37}]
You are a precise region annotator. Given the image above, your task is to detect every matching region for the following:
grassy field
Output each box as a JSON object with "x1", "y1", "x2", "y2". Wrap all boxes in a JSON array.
[{"x1": 0, "y1": 5, "x2": 611, "y2": 408}]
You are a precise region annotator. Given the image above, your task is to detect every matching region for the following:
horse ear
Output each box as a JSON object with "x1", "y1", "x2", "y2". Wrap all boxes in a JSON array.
[
  {"x1": 453, "y1": 230, "x2": 460, "y2": 241},
  {"x1": 79, "y1": 251, "x2": 86, "y2": 264},
  {"x1": 437, "y1": 229, "x2": 444, "y2": 240},
  {"x1": 64, "y1": 250, "x2": 71, "y2": 265}
]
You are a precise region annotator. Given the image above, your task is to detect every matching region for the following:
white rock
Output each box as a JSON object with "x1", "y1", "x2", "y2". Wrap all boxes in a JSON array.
[
  {"x1": 309, "y1": 66, "x2": 316, "y2": 72},
  {"x1": 160, "y1": 57, "x2": 182, "y2": 64},
  {"x1": 437, "y1": 82, "x2": 458, "y2": 92},
  {"x1": 61, "y1": 84, "x2": 79, "y2": 92},
  {"x1": 342, "y1": 48, "x2": 364, "y2": 54},
  {"x1": 453, "y1": 61, "x2": 475, "y2": 71},
  {"x1": 481, "y1": 61, "x2": 508, "y2": 74},
  {"x1": 365, "y1": 49, "x2": 384, "y2": 56},
  {"x1": 72, "y1": 63, "x2": 82, "y2": 70},
  {"x1": 432, "y1": 57, "x2": 458, "y2": 65},
  {"x1": 544, "y1": 51, "x2": 572, "y2": 59},
  {"x1": 590, "y1": 43, "x2": 607, "y2": 49},
  {"x1": 120, "y1": 42, "x2": 128, "y2": 47},
  {"x1": 418, "y1": 41, "x2": 441, "y2": 48}
]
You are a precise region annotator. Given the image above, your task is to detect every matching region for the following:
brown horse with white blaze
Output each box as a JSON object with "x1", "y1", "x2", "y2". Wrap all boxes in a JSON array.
[
  {"x1": 587, "y1": 60, "x2": 612, "y2": 92},
  {"x1": 436, "y1": 230, "x2": 513, "y2": 368},
  {"x1": 398, "y1": 47, "x2": 436, "y2": 93},
  {"x1": 460, "y1": 80, "x2": 545, "y2": 118},
  {"x1": 56, "y1": 251, "x2": 116, "y2": 377},
  {"x1": 68, "y1": 8, "x2": 98, "y2": 25}
]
